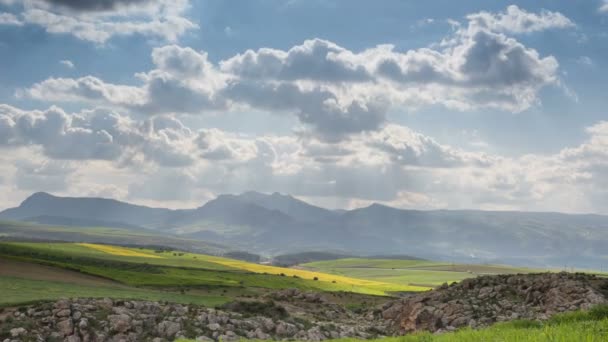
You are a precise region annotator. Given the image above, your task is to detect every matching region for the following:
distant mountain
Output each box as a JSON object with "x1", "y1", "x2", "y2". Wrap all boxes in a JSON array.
[
  {"x1": 0, "y1": 192, "x2": 173, "y2": 228},
  {"x1": 236, "y1": 191, "x2": 337, "y2": 222},
  {"x1": 3, "y1": 191, "x2": 608, "y2": 269}
]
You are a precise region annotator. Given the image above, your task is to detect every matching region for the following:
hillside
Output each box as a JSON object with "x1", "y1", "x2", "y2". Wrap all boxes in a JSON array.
[
  {"x1": 3, "y1": 192, "x2": 608, "y2": 268},
  {"x1": 0, "y1": 242, "x2": 426, "y2": 295},
  {"x1": 3, "y1": 272, "x2": 608, "y2": 341}
]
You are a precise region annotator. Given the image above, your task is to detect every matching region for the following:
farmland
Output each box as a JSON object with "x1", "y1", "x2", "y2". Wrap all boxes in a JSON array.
[
  {"x1": 302, "y1": 258, "x2": 536, "y2": 287},
  {"x1": 0, "y1": 242, "x2": 428, "y2": 297}
]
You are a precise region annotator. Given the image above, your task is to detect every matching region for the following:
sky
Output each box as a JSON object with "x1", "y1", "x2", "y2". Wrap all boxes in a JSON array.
[{"x1": 0, "y1": 0, "x2": 608, "y2": 213}]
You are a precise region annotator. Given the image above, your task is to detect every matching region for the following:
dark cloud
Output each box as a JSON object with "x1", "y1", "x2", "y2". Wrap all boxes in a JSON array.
[{"x1": 38, "y1": 0, "x2": 152, "y2": 12}]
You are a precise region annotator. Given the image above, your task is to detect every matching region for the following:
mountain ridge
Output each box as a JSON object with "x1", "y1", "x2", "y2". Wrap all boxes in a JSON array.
[{"x1": 3, "y1": 191, "x2": 608, "y2": 269}]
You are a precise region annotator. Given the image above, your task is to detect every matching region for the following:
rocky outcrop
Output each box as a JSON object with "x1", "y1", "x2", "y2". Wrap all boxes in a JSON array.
[
  {"x1": 383, "y1": 272, "x2": 608, "y2": 334},
  {"x1": 0, "y1": 292, "x2": 388, "y2": 342},
  {"x1": 3, "y1": 273, "x2": 607, "y2": 341}
]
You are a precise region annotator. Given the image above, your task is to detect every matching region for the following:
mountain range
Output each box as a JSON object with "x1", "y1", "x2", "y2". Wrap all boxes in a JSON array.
[{"x1": 2, "y1": 191, "x2": 608, "y2": 269}]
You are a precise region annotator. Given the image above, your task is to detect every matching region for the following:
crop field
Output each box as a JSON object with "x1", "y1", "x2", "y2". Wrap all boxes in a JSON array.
[
  {"x1": 302, "y1": 258, "x2": 536, "y2": 287},
  {"x1": 0, "y1": 242, "x2": 428, "y2": 296}
]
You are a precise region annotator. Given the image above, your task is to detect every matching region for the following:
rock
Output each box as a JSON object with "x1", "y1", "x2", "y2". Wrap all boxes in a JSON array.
[
  {"x1": 384, "y1": 273, "x2": 608, "y2": 334},
  {"x1": 56, "y1": 319, "x2": 74, "y2": 337},
  {"x1": 55, "y1": 299, "x2": 71, "y2": 310},
  {"x1": 78, "y1": 318, "x2": 89, "y2": 330},
  {"x1": 108, "y1": 314, "x2": 132, "y2": 333},
  {"x1": 65, "y1": 335, "x2": 81, "y2": 342},
  {"x1": 158, "y1": 321, "x2": 181, "y2": 338},
  {"x1": 275, "y1": 321, "x2": 298, "y2": 337},
  {"x1": 307, "y1": 326, "x2": 325, "y2": 341},
  {"x1": 207, "y1": 323, "x2": 221, "y2": 331},
  {"x1": 9, "y1": 328, "x2": 26, "y2": 337},
  {"x1": 55, "y1": 309, "x2": 71, "y2": 318}
]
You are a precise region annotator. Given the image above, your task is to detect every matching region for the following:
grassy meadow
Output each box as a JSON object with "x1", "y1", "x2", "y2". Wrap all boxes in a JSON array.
[
  {"x1": 302, "y1": 258, "x2": 536, "y2": 287},
  {"x1": 0, "y1": 242, "x2": 427, "y2": 298}
]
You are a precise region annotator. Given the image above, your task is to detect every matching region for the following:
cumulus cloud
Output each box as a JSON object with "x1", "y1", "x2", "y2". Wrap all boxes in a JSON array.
[
  {"x1": 24, "y1": 6, "x2": 568, "y2": 140},
  {"x1": 3, "y1": 0, "x2": 197, "y2": 43},
  {"x1": 23, "y1": 46, "x2": 227, "y2": 114},
  {"x1": 466, "y1": 5, "x2": 574, "y2": 34},
  {"x1": 220, "y1": 39, "x2": 372, "y2": 82},
  {"x1": 0, "y1": 12, "x2": 22, "y2": 25},
  {"x1": 0, "y1": 104, "x2": 202, "y2": 167}
]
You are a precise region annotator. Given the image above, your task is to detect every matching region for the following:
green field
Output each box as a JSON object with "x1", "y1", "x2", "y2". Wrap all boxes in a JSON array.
[
  {"x1": 0, "y1": 276, "x2": 229, "y2": 307},
  {"x1": 302, "y1": 258, "x2": 536, "y2": 287},
  {"x1": 0, "y1": 242, "x2": 426, "y2": 297}
]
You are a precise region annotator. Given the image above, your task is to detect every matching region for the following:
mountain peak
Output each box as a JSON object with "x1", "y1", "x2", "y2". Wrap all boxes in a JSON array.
[
  {"x1": 27, "y1": 191, "x2": 54, "y2": 199},
  {"x1": 21, "y1": 192, "x2": 55, "y2": 205}
]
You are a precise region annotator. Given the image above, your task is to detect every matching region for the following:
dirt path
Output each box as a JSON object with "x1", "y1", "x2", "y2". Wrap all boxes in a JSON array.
[{"x1": 0, "y1": 257, "x2": 124, "y2": 287}]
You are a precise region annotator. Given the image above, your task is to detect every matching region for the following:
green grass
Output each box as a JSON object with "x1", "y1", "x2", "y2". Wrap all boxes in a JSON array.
[
  {"x1": 302, "y1": 258, "x2": 535, "y2": 287},
  {"x1": 0, "y1": 242, "x2": 424, "y2": 296},
  {"x1": 0, "y1": 276, "x2": 229, "y2": 307},
  {"x1": 177, "y1": 305, "x2": 608, "y2": 342},
  {"x1": 1, "y1": 242, "x2": 237, "y2": 271}
]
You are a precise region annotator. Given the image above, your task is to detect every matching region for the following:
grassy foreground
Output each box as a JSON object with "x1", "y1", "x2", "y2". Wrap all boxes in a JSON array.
[{"x1": 177, "y1": 305, "x2": 608, "y2": 341}]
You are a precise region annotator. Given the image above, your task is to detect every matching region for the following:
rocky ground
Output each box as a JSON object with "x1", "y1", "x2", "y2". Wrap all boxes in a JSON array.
[
  {"x1": 0, "y1": 289, "x2": 389, "y2": 342},
  {"x1": 2, "y1": 273, "x2": 608, "y2": 341},
  {"x1": 382, "y1": 272, "x2": 608, "y2": 334}
]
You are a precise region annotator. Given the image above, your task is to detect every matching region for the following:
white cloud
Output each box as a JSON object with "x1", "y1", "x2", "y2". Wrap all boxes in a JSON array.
[
  {"x1": 23, "y1": 6, "x2": 567, "y2": 140},
  {"x1": 0, "y1": 104, "x2": 202, "y2": 167},
  {"x1": 600, "y1": 1, "x2": 608, "y2": 13},
  {"x1": 2, "y1": 0, "x2": 197, "y2": 43},
  {"x1": 467, "y1": 5, "x2": 575, "y2": 34},
  {"x1": 0, "y1": 12, "x2": 22, "y2": 26},
  {"x1": 59, "y1": 59, "x2": 74, "y2": 68}
]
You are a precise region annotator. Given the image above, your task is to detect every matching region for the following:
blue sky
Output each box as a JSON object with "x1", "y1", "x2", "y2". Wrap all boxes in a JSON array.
[{"x1": 1, "y1": 0, "x2": 608, "y2": 213}]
